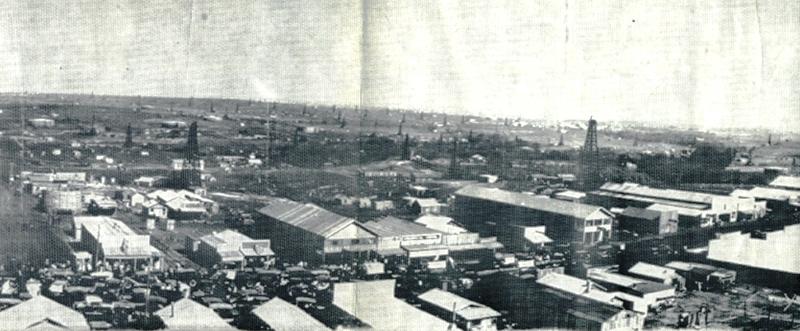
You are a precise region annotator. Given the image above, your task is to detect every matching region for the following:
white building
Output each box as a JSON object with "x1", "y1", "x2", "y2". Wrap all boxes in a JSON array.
[{"x1": 73, "y1": 216, "x2": 162, "y2": 271}]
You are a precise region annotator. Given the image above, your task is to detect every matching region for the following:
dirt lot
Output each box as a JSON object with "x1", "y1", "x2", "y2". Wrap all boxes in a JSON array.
[
  {"x1": 647, "y1": 284, "x2": 800, "y2": 330},
  {"x1": 0, "y1": 185, "x2": 72, "y2": 269}
]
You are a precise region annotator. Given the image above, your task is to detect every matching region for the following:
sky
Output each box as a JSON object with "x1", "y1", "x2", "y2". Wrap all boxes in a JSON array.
[{"x1": 0, "y1": 0, "x2": 797, "y2": 131}]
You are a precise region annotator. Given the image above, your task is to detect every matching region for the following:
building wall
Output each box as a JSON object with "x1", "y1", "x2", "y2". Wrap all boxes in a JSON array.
[
  {"x1": 455, "y1": 195, "x2": 611, "y2": 246},
  {"x1": 194, "y1": 241, "x2": 225, "y2": 267},
  {"x1": 618, "y1": 212, "x2": 678, "y2": 236},
  {"x1": 251, "y1": 214, "x2": 375, "y2": 265}
]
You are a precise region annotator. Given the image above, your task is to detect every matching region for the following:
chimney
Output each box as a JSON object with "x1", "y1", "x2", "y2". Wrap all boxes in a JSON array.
[{"x1": 584, "y1": 279, "x2": 592, "y2": 293}]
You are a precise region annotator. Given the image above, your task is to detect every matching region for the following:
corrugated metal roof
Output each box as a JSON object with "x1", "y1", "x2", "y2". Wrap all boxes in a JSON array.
[
  {"x1": 597, "y1": 182, "x2": 717, "y2": 205},
  {"x1": 455, "y1": 186, "x2": 608, "y2": 219},
  {"x1": 732, "y1": 187, "x2": 800, "y2": 201},
  {"x1": 258, "y1": 199, "x2": 355, "y2": 238}
]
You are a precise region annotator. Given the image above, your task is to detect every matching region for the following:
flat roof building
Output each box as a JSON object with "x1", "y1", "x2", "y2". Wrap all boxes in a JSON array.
[
  {"x1": 730, "y1": 187, "x2": 800, "y2": 212},
  {"x1": 73, "y1": 216, "x2": 161, "y2": 271},
  {"x1": 586, "y1": 268, "x2": 676, "y2": 310},
  {"x1": 454, "y1": 186, "x2": 613, "y2": 246},
  {"x1": 706, "y1": 225, "x2": 800, "y2": 292},
  {"x1": 708, "y1": 225, "x2": 800, "y2": 274}
]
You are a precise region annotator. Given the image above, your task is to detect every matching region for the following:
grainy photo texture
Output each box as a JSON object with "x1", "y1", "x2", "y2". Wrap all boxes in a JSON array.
[{"x1": 0, "y1": 1, "x2": 797, "y2": 330}]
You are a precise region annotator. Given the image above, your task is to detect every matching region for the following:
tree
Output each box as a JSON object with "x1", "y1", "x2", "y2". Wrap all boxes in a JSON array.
[
  {"x1": 124, "y1": 123, "x2": 134, "y2": 148},
  {"x1": 186, "y1": 121, "x2": 199, "y2": 159}
]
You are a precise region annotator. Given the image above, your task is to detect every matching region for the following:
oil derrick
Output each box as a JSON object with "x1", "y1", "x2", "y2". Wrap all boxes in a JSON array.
[
  {"x1": 267, "y1": 118, "x2": 278, "y2": 168},
  {"x1": 89, "y1": 114, "x2": 97, "y2": 136},
  {"x1": 209, "y1": 101, "x2": 214, "y2": 113},
  {"x1": 401, "y1": 113, "x2": 406, "y2": 124},
  {"x1": 558, "y1": 132, "x2": 564, "y2": 146},
  {"x1": 447, "y1": 139, "x2": 460, "y2": 179},
  {"x1": 768, "y1": 134, "x2": 772, "y2": 146},
  {"x1": 443, "y1": 114, "x2": 448, "y2": 126},
  {"x1": 397, "y1": 123, "x2": 403, "y2": 136},
  {"x1": 124, "y1": 123, "x2": 134, "y2": 148},
  {"x1": 401, "y1": 134, "x2": 410, "y2": 160},
  {"x1": 186, "y1": 121, "x2": 199, "y2": 159},
  {"x1": 580, "y1": 117, "x2": 601, "y2": 190}
]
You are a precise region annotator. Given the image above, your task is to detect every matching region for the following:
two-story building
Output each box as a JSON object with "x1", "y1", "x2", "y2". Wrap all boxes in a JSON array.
[
  {"x1": 255, "y1": 199, "x2": 377, "y2": 265},
  {"x1": 190, "y1": 229, "x2": 274, "y2": 269},
  {"x1": 454, "y1": 186, "x2": 613, "y2": 247}
]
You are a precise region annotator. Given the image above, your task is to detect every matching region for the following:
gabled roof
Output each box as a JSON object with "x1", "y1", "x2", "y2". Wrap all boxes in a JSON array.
[
  {"x1": 258, "y1": 199, "x2": 355, "y2": 238},
  {"x1": 417, "y1": 288, "x2": 500, "y2": 321},
  {"x1": 155, "y1": 298, "x2": 236, "y2": 330},
  {"x1": 455, "y1": 186, "x2": 609, "y2": 219},
  {"x1": 251, "y1": 298, "x2": 330, "y2": 331},
  {"x1": 413, "y1": 198, "x2": 442, "y2": 208},
  {"x1": 333, "y1": 280, "x2": 453, "y2": 331},
  {"x1": 0, "y1": 295, "x2": 90, "y2": 331},
  {"x1": 363, "y1": 216, "x2": 441, "y2": 238}
]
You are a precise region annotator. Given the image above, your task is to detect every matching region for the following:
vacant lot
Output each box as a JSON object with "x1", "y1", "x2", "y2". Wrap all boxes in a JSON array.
[{"x1": 0, "y1": 185, "x2": 72, "y2": 269}]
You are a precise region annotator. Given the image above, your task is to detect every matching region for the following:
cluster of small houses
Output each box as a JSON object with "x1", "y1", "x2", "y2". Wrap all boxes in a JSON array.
[{"x1": 3, "y1": 166, "x2": 800, "y2": 330}]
